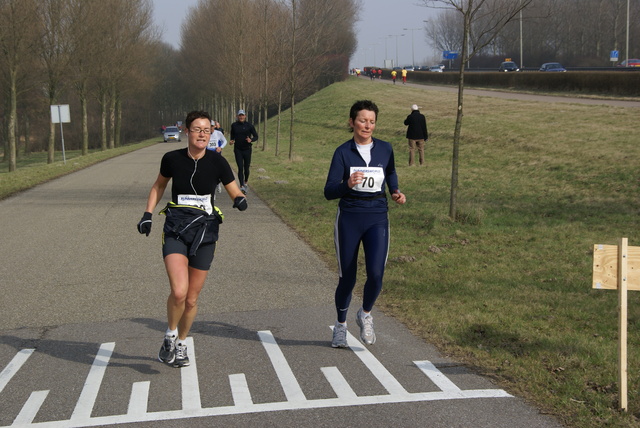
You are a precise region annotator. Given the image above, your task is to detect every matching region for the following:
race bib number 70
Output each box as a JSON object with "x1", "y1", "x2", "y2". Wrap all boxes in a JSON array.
[{"x1": 350, "y1": 166, "x2": 384, "y2": 193}]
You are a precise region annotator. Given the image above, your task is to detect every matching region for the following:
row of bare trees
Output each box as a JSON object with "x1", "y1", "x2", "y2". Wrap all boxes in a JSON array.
[
  {"x1": 0, "y1": 0, "x2": 162, "y2": 172},
  {"x1": 426, "y1": 0, "x2": 640, "y2": 68},
  {"x1": 0, "y1": 0, "x2": 357, "y2": 172},
  {"x1": 179, "y1": 0, "x2": 357, "y2": 159}
]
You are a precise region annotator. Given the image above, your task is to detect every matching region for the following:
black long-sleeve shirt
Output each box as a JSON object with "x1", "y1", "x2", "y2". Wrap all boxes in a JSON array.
[{"x1": 230, "y1": 121, "x2": 258, "y2": 150}]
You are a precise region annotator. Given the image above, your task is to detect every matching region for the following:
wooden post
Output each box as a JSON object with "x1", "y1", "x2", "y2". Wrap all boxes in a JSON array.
[{"x1": 618, "y1": 237, "x2": 628, "y2": 411}]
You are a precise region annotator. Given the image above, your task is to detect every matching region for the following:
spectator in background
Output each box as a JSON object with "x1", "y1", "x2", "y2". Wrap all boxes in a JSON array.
[{"x1": 403, "y1": 104, "x2": 428, "y2": 166}]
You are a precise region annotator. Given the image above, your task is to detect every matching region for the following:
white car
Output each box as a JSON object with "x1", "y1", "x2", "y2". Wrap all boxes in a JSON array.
[
  {"x1": 163, "y1": 126, "x2": 181, "y2": 142},
  {"x1": 429, "y1": 66, "x2": 443, "y2": 72}
]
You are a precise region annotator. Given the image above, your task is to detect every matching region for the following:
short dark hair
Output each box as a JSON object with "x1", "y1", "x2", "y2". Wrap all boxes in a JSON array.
[
  {"x1": 349, "y1": 100, "x2": 378, "y2": 122},
  {"x1": 349, "y1": 100, "x2": 378, "y2": 131},
  {"x1": 185, "y1": 110, "x2": 212, "y2": 129}
]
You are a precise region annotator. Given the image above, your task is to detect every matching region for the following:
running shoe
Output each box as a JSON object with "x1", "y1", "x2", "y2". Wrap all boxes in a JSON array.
[
  {"x1": 356, "y1": 308, "x2": 376, "y2": 345},
  {"x1": 240, "y1": 185, "x2": 247, "y2": 194},
  {"x1": 158, "y1": 334, "x2": 176, "y2": 364},
  {"x1": 173, "y1": 342, "x2": 190, "y2": 367},
  {"x1": 331, "y1": 322, "x2": 348, "y2": 348}
]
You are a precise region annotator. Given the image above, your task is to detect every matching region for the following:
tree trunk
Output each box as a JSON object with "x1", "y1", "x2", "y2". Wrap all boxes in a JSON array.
[{"x1": 8, "y1": 70, "x2": 18, "y2": 172}]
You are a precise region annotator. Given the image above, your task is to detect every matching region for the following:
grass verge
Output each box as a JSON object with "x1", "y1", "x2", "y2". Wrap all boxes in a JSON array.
[
  {"x1": 249, "y1": 78, "x2": 640, "y2": 427},
  {"x1": 0, "y1": 139, "x2": 158, "y2": 200}
]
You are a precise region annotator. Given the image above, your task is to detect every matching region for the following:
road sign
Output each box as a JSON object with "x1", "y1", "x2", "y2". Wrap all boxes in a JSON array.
[
  {"x1": 442, "y1": 51, "x2": 458, "y2": 60},
  {"x1": 50, "y1": 105, "x2": 70, "y2": 163},
  {"x1": 610, "y1": 50, "x2": 619, "y2": 62}
]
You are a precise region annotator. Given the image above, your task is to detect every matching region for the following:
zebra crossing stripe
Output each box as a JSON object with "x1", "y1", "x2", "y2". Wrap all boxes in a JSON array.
[
  {"x1": 180, "y1": 337, "x2": 201, "y2": 411},
  {"x1": 0, "y1": 348, "x2": 34, "y2": 394},
  {"x1": 257, "y1": 330, "x2": 307, "y2": 402},
  {"x1": 127, "y1": 381, "x2": 150, "y2": 416},
  {"x1": 12, "y1": 390, "x2": 49, "y2": 425},
  {"x1": 343, "y1": 328, "x2": 409, "y2": 396},
  {"x1": 70, "y1": 342, "x2": 115, "y2": 421}
]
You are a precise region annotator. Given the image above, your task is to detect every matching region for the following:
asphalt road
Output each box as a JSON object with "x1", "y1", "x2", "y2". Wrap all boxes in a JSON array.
[{"x1": 0, "y1": 142, "x2": 564, "y2": 427}]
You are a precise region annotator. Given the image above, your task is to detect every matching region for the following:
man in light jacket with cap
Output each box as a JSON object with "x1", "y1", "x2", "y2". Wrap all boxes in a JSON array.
[
  {"x1": 403, "y1": 104, "x2": 428, "y2": 166},
  {"x1": 230, "y1": 109, "x2": 259, "y2": 193}
]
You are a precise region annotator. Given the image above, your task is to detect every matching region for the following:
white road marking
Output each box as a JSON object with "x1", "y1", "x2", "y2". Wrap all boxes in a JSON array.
[
  {"x1": 180, "y1": 337, "x2": 201, "y2": 411},
  {"x1": 414, "y1": 360, "x2": 462, "y2": 393},
  {"x1": 70, "y1": 342, "x2": 115, "y2": 421},
  {"x1": 12, "y1": 390, "x2": 48, "y2": 425},
  {"x1": 343, "y1": 328, "x2": 409, "y2": 396},
  {"x1": 257, "y1": 330, "x2": 307, "y2": 403},
  {"x1": 321, "y1": 366, "x2": 357, "y2": 399},
  {"x1": 0, "y1": 349, "x2": 34, "y2": 394},
  {"x1": 1, "y1": 331, "x2": 513, "y2": 427},
  {"x1": 229, "y1": 373, "x2": 253, "y2": 406},
  {"x1": 127, "y1": 382, "x2": 149, "y2": 416}
]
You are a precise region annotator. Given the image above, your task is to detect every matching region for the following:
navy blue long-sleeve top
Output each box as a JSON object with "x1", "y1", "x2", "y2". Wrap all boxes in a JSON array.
[{"x1": 324, "y1": 138, "x2": 399, "y2": 213}]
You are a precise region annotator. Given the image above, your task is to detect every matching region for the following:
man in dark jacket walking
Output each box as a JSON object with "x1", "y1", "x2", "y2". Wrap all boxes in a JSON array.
[
  {"x1": 403, "y1": 104, "x2": 428, "y2": 166},
  {"x1": 230, "y1": 109, "x2": 259, "y2": 193}
]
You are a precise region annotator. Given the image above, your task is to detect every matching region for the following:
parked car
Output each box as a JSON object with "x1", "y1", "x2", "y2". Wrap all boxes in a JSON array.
[
  {"x1": 617, "y1": 59, "x2": 640, "y2": 67},
  {"x1": 539, "y1": 62, "x2": 567, "y2": 72},
  {"x1": 163, "y1": 126, "x2": 181, "y2": 142},
  {"x1": 428, "y1": 65, "x2": 443, "y2": 72},
  {"x1": 403, "y1": 65, "x2": 415, "y2": 71},
  {"x1": 498, "y1": 61, "x2": 519, "y2": 72}
]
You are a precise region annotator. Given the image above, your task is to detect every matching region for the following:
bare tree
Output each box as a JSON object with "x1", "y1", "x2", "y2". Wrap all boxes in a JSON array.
[
  {"x1": 424, "y1": 0, "x2": 534, "y2": 219},
  {"x1": 0, "y1": 0, "x2": 40, "y2": 172},
  {"x1": 39, "y1": 0, "x2": 73, "y2": 164}
]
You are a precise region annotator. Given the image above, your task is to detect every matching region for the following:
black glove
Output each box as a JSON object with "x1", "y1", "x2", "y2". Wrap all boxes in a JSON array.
[
  {"x1": 232, "y1": 196, "x2": 248, "y2": 211},
  {"x1": 137, "y1": 212, "x2": 152, "y2": 236}
]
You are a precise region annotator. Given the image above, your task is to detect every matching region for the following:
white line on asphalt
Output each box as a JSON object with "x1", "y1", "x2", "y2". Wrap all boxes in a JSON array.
[
  {"x1": 127, "y1": 381, "x2": 150, "y2": 416},
  {"x1": 12, "y1": 390, "x2": 49, "y2": 425},
  {"x1": 0, "y1": 349, "x2": 34, "y2": 394},
  {"x1": 180, "y1": 337, "x2": 201, "y2": 411},
  {"x1": 343, "y1": 328, "x2": 410, "y2": 396},
  {"x1": 321, "y1": 366, "x2": 357, "y2": 399},
  {"x1": 414, "y1": 360, "x2": 462, "y2": 394},
  {"x1": 257, "y1": 330, "x2": 307, "y2": 403},
  {"x1": 70, "y1": 342, "x2": 115, "y2": 421},
  {"x1": 229, "y1": 373, "x2": 253, "y2": 406}
]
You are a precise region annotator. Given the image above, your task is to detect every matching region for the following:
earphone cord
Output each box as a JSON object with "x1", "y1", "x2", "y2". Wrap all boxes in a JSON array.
[{"x1": 188, "y1": 149, "x2": 199, "y2": 195}]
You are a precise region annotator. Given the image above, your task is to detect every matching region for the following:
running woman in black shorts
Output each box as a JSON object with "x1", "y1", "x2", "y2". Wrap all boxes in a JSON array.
[
  {"x1": 137, "y1": 110, "x2": 248, "y2": 367},
  {"x1": 324, "y1": 100, "x2": 407, "y2": 348}
]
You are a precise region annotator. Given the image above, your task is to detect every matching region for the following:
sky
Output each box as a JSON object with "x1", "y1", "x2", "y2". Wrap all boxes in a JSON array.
[{"x1": 151, "y1": 0, "x2": 439, "y2": 68}]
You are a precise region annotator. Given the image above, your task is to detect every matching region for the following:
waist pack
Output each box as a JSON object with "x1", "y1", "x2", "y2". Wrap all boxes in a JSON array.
[{"x1": 160, "y1": 202, "x2": 224, "y2": 255}]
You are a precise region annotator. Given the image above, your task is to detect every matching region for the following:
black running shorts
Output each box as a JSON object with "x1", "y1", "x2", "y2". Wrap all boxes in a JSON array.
[{"x1": 162, "y1": 236, "x2": 216, "y2": 270}]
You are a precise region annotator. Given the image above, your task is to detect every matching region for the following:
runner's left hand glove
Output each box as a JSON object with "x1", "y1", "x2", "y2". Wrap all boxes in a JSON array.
[
  {"x1": 233, "y1": 196, "x2": 248, "y2": 211},
  {"x1": 137, "y1": 212, "x2": 152, "y2": 236}
]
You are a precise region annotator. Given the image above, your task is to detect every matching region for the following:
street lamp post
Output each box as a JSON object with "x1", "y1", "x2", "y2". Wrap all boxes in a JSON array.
[
  {"x1": 403, "y1": 27, "x2": 420, "y2": 67},
  {"x1": 388, "y1": 34, "x2": 405, "y2": 68}
]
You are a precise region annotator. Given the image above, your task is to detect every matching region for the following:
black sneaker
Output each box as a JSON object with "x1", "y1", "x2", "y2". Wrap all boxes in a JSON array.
[
  {"x1": 158, "y1": 335, "x2": 176, "y2": 365},
  {"x1": 173, "y1": 343, "x2": 190, "y2": 367}
]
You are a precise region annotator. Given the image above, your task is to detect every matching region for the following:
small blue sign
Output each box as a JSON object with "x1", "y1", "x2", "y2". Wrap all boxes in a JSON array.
[
  {"x1": 443, "y1": 51, "x2": 458, "y2": 60},
  {"x1": 610, "y1": 50, "x2": 619, "y2": 61}
]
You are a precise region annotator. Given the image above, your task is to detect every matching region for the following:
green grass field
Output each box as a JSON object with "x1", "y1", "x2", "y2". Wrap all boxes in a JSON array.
[{"x1": 2, "y1": 77, "x2": 639, "y2": 426}]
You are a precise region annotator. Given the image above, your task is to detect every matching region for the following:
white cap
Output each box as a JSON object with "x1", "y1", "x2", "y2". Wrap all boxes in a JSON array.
[
  {"x1": 237, "y1": 109, "x2": 246, "y2": 115},
  {"x1": 411, "y1": 104, "x2": 419, "y2": 111}
]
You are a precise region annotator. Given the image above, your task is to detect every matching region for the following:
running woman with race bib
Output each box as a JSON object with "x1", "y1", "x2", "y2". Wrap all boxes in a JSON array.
[
  {"x1": 137, "y1": 110, "x2": 248, "y2": 368},
  {"x1": 324, "y1": 100, "x2": 407, "y2": 348}
]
